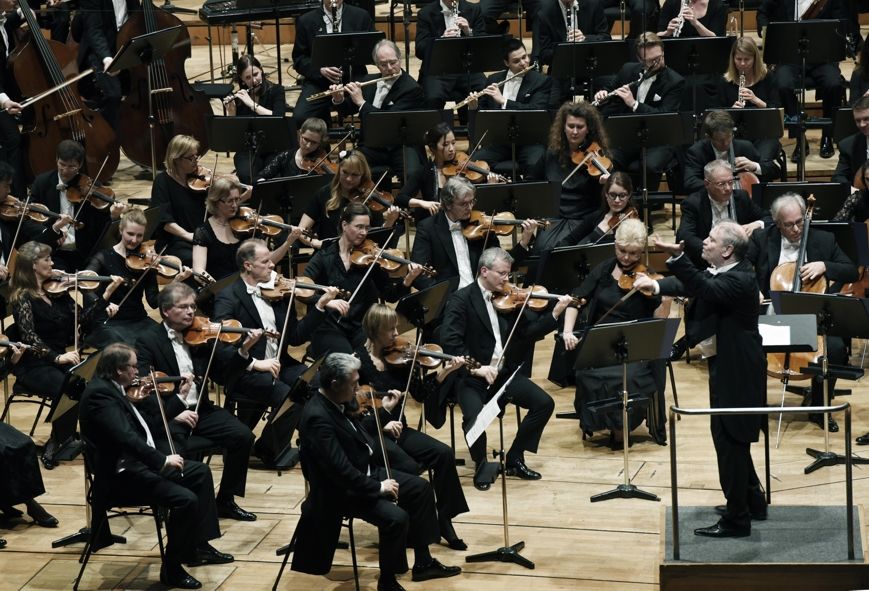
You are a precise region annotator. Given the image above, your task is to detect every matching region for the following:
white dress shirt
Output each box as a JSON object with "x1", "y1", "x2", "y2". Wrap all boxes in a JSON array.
[
  {"x1": 165, "y1": 324, "x2": 199, "y2": 406},
  {"x1": 477, "y1": 278, "x2": 505, "y2": 367},
  {"x1": 447, "y1": 216, "x2": 474, "y2": 288}
]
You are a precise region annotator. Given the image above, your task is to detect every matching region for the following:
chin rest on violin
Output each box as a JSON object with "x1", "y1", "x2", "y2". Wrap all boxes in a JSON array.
[
  {"x1": 350, "y1": 239, "x2": 436, "y2": 277},
  {"x1": 258, "y1": 275, "x2": 351, "y2": 302},
  {"x1": 492, "y1": 282, "x2": 584, "y2": 312},
  {"x1": 383, "y1": 336, "x2": 481, "y2": 372},
  {"x1": 463, "y1": 211, "x2": 550, "y2": 241},
  {"x1": 183, "y1": 316, "x2": 280, "y2": 346}
]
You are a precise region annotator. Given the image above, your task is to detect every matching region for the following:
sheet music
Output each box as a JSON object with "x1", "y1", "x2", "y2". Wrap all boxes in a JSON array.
[
  {"x1": 759, "y1": 323, "x2": 791, "y2": 347},
  {"x1": 465, "y1": 366, "x2": 521, "y2": 448}
]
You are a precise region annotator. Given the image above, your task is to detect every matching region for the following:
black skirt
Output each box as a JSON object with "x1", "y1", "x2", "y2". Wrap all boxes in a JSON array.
[{"x1": 0, "y1": 422, "x2": 45, "y2": 506}]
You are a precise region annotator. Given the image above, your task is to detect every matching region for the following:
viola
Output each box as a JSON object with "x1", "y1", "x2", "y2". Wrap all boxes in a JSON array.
[
  {"x1": 0, "y1": 195, "x2": 83, "y2": 228},
  {"x1": 229, "y1": 206, "x2": 317, "y2": 239},
  {"x1": 300, "y1": 150, "x2": 338, "y2": 176},
  {"x1": 462, "y1": 210, "x2": 550, "y2": 241},
  {"x1": 183, "y1": 315, "x2": 280, "y2": 347},
  {"x1": 570, "y1": 142, "x2": 612, "y2": 177},
  {"x1": 43, "y1": 270, "x2": 128, "y2": 296},
  {"x1": 617, "y1": 263, "x2": 664, "y2": 296},
  {"x1": 125, "y1": 370, "x2": 187, "y2": 402},
  {"x1": 126, "y1": 240, "x2": 213, "y2": 285},
  {"x1": 350, "y1": 239, "x2": 436, "y2": 277},
  {"x1": 65, "y1": 173, "x2": 126, "y2": 211},
  {"x1": 442, "y1": 152, "x2": 508, "y2": 183},
  {"x1": 0, "y1": 333, "x2": 48, "y2": 356},
  {"x1": 492, "y1": 282, "x2": 584, "y2": 313},
  {"x1": 259, "y1": 274, "x2": 351, "y2": 303},
  {"x1": 383, "y1": 336, "x2": 481, "y2": 370}
]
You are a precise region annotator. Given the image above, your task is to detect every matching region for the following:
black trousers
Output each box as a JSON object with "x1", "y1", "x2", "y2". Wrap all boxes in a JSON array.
[
  {"x1": 310, "y1": 321, "x2": 366, "y2": 358},
  {"x1": 775, "y1": 62, "x2": 845, "y2": 133},
  {"x1": 231, "y1": 363, "x2": 307, "y2": 430},
  {"x1": 85, "y1": 316, "x2": 159, "y2": 349},
  {"x1": 603, "y1": 0, "x2": 659, "y2": 39},
  {"x1": 456, "y1": 373, "x2": 554, "y2": 465},
  {"x1": 168, "y1": 403, "x2": 254, "y2": 499},
  {"x1": 15, "y1": 364, "x2": 73, "y2": 446},
  {"x1": 292, "y1": 82, "x2": 336, "y2": 129},
  {"x1": 421, "y1": 74, "x2": 487, "y2": 111},
  {"x1": 345, "y1": 465, "x2": 439, "y2": 575},
  {"x1": 94, "y1": 459, "x2": 220, "y2": 564}
]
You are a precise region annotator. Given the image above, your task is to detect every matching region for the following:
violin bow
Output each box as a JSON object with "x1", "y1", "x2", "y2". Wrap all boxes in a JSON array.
[
  {"x1": 0, "y1": 68, "x2": 94, "y2": 113},
  {"x1": 8, "y1": 193, "x2": 33, "y2": 271},
  {"x1": 202, "y1": 154, "x2": 220, "y2": 223},
  {"x1": 457, "y1": 130, "x2": 488, "y2": 177},
  {"x1": 367, "y1": 385, "x2": 395, "y2": 498},
  {"x1": 150, "y1": 366, "x2": 183, "y2": 476},
  {"x1": 305, "y1": 130, "x2": 352, "y2": 176},
  {"x1": 362, "y1": 170, "x2": 390, "y2": 207},
  {"x1": 77, "y1": 154, "x2": 112, "y2": 213},
  {"x1": 192, "y1": 322, "x2": 223, "y2": 420},
  {"x1": 473, "y1": 209, "x2": 499, "y2": 282},
  {"x1": 271, "y1": 277, "x2": 296, "y2": 386},
  {"x1": 397, "y1": 331, "x2": 424, "y2": 422},
  {"x1": 339, "y1": 227, "x2": 397, "y2": 323},
  {"x1": 488, "y1": 286, "x2": 533, "y2": 391},
  {"x1": 109, "y1": 244, "x2": 169, "y2": 321},
  {"x1": 72, "y1": 273, "x2": 80, "y2": 354},
  {"x1": 591, "y1": 208, "x2": 639, "y2": 246}
]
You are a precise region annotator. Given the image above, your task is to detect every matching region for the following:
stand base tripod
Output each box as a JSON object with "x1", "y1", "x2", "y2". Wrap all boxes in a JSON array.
[
  {"x1": 52, "y1": 527, "x2": 125, "y2": 549},
  {"x1": 591, "y1": 483, "x2": 660, "y2": 502},
  {"x1": 804, "y1": 447, "x2": 869, "y2": 474},
  {"x1": 466, "y1": 541, "x2": 534, "y2": 569}
]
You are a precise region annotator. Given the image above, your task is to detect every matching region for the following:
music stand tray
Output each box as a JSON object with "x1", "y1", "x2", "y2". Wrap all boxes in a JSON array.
[
  {"x1": 538, "y1": 243, "x2": 613, "y2": 293},
  {"x1": 311, "y1": 31, "x2": 385, "y2": 70},
  {"x1": 763, "y1": 20, "x2": 846, "y2": 66},
  {"x1": 660, "y1": 37, "x2": 735, "y2": 75},
  {"x1": 363, "y1": 110, "x2": 443, "y2": 147},
  {"x1": 549, "y1": 39, "x2": 631, "y2": 79},
  {"x1": 396, "y1": 280, "x2": 453, "y2": 333},
  {"x1": 428, "y1": 35, "x2": 505, "y2": 76},
  {"x1": 811, "y1": 222, "x2": 859, "y2": 265},
  {"x1": 107, "y1": 26, "x2": 182, "y2": 74},
  {"x1": 756, "y1": 182, "x2": 848, "y2": 220},
  {"x1": 206, "y1": 115, "x2": 292, "y2": 154},
  {"x1": 475, "y1": 181, "x2": 558, "y2": 221},
  {"x1": 717, "y1": 107, "x2": 785, "y2": 141}
]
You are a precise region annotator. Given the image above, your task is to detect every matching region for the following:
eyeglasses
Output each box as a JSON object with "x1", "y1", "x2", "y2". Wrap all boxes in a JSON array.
[
  {"x1": 606, "y1": 192, "x2": 630, "y2": 201},
  {"x1": 177, "y1": 154, "x2": 199, "y2": 162},
  {"x1": 707, "y1": 179, "x2": 734, "y2": 188},
  {"x1": 779, "y1": 219, "x2": 804, "y2": 230},
  {"x1": 454, "y1": 199, "x2": 476, "y2": 209}
]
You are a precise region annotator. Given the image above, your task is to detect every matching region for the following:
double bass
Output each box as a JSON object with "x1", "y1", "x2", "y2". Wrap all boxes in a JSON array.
[
  {"x1": 115, "y1": 0, "x2": 210, "y2": 171},
  {"x1": 9, "y1": 0, "x2": 119, "y2": 182}
]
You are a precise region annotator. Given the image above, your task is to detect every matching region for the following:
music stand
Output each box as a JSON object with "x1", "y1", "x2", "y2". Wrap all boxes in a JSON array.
[
  {"x1": 605, "y1": 113, "x2": 690, "y2": 244},
  {"x1": 812, "y1": 222, "x2": 859, "y2": 264},
  {"x1": 395, "y1": 279, "x2": 453, "y2": 334},
  {"x1": 763, "y1": 21, "x2": 846, "y2": 180},
  {"x1": 195, "y1": 272, "x2": 238, "y2": 306},
  {"x1": 428, "y1": 35, "x2": 504, "y2": 99},
  {"x1": 776, "y1": 292, "x2": 869, "y2": 473},
  {"x1": 850, "y1": 220, "x2": 869, "y2": 267},
  {"x1": 549, "y1": 39, "x2": 631, "y2": 100},
  {"x1": 472, "y1": 111, "x2": 551, "y2": 181},
  {"x1": 538, "y1": 243, "x2": 613, "y2": 294},
  {"x1": 98, "y1": 207, "x2": 162, "y2": 250},
  {"x1": 757, "y1": 182, "x2": 849, "y2": 220},
  {"x1": 207, "y1": 115, "x2": 294, "y2": 186},
  {"x1": 311, "y1": 31, "x2": 384, "y2": 84},
  {"x1": 574, "y1": 317, "x2": 679, "y2": 501},
  {"x1": 718, "y1": 107, "x2": 785, "y2": 142},
  {"x1": 833, "y1": 108, "x2": 857, "y2": 142},
  {"x1": 475, "y1": 181, "x2": 558, "y2": 219},
  {"x1": 363, "y1": 110, "x2": 442, "y2": 184},
  {"x1": 107, "y1": 25, "x2": 183, "y2": 180}
]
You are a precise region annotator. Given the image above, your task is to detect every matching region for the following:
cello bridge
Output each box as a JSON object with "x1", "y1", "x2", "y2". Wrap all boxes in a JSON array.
[{"x1": 151, "y1": 88, "x2": 174, "y2": 95}]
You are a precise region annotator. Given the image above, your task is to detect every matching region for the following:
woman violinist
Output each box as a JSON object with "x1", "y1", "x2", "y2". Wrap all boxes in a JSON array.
[
  {"x1": 558, "y1": 219, "x2": 668, "y2": 446},
  {"x1": 355, "y1": 303, "x2": 469, "y2": 550},
  {"x1": 555, "y1": 172, "x2": 637, "y2": 247},
  {"x1": 224, "y1": 55, "x2": 288, "y2": 184},
  {"x1": 191, "y1": 177, "x2": 302, "y2": 282},
  {"x1": 257, "y1": 117, "x2": 332, "y2": 180},
  {"x1": 298, "y1": 150, "x2": 401, "y2": 248},
  {"x1": 530, "y1": 101, "x2": 612, "y2": 252},
  {"x1": 10, "y1": 241, "x2": 124, "y2": 468},
  {"x1": 833, "y1": 160, "x2": 869, "y2": 221},
  {"x1": 303, "y1": 202, "x2": 423, "y2": 357}
]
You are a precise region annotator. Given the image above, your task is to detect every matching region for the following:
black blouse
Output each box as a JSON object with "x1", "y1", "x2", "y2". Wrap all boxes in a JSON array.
[
  {"x1": 303, "y1": 186, "x2": 386, "y2": 242},
  {"x1": 233, "y1": 81, "x2": 287, "y2": 117},
  {"x1": 151, "y1": 171, "x2": 206, "y2": 237},
  {"x1": 715, "y1": 75, "x2": 780, "y2": 109},
  {"x1": 573, "y1": 257, "x2": 662, "y2": 325},
  {"x1": 658, "y1": 0, "x2": 727, "y2": 37},
  {"x1": 84, "y1": 248, "x2": 158, "y2": 322},
  {"x1": 539, "y1": 150, "x2": 601, "y2": 221},
  {"x1": 192, "y1": 220, "x2": 241, "y2": 280}
]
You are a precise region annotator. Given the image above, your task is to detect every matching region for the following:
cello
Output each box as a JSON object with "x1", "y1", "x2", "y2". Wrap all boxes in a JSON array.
[
  {"x1": 9, "y1": 0, "x2": 119, "y2": 182},
  {"x1": 115, "y1": 0, "x2": 210, "y2": 171}
]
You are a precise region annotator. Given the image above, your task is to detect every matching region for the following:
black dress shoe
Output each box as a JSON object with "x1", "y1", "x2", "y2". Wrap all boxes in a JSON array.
[
  {"x1": 819, "y1": 136, "x2": 835, "y2": 159},
  {"x1": 505, "y1": 459, "x2": 542, "y2": 480},
  {"x1": 0, "y1": 538, "x2": 6, "y2": 549},
  {"x1": 41, "y1": 440, "x2": 58, "y2": 470},
  {"x1": 216, "y1": 499, "x2": 257, "y2": 521},
  {"x1": 669, "y1": 336, "x2": 688, "y2": 361},
  {"x1": 694, "y1": 521, "x2": 750, "y2": 538},
  {"x1": 856, "y1": 432, "x2": 869, "y2": 445},
  {"x1": 439, "y1": 519, "x2": 467, "y2": 551},
  {"x1": 26, "y1": 501, "x2": 58, "y2": 528},
  {"x1": 377, "y1": 576, "x2": 406, "y2": 591},
  {"x1": 0, "y1": 505, "x2": 22, "y2": 518},
  {"x1": 808, "y1": 413, "x2": 839, "y2": 432},
  {"x1": 791, "y1": 139, "x2": 809, "y2": 163},
  {"x1": 473, "y1": 462, "x2": 492, "y2": 491},
  {"x1": 714, "y1": 505, "x2": 767, "y2": 521},
  {"x1": 411, "y1": 558, "x2": 462, "y2": 582},
  {"x1": 185, "y1": 543, "x2": 234, "y2": 567},
  {"x1": 160, "y1": 564, "x2": 202, "y2": 589}
]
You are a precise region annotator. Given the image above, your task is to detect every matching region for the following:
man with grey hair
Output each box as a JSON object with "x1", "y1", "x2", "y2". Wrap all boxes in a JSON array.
[
  {"x1": 635, "y1": 220, "x2": 766, "y2": 538},
  {"x1": 411, "y1": 176, "x2": 536, "y2": 291},
  {"x1": 747, "y1": 192, "x2": 858, "y2": 432},
  {"x1": 291, "y1": 353, "x2": 461, "y2": 591},
  {"x1": 441, "y1": 247, "x2": 572, "y2": 489},
  {"x1": 676, "y1": 159, "x2": 766, "y2": 269}
]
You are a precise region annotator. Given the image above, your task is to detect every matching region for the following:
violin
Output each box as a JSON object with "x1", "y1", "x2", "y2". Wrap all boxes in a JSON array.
[
  {"x1": 383, "y1": 336, "x2": 481, "y2": 370},
  {"x1": 187, "y1": 165, "x2": 213, "y2": 192},
  {"x1": 349, "y1": 384, "x2": 392, "y2": 417},
  {"x1": 300, "y1": 149, "x2": 338, "y2": 176},
  {"x1": 229, "y1": 206, "x2": 317, "y2": 239},
  {"x1": 0, "y1": 333, "x2": 48, "y2": 356},
  {"x1": 617, "y1": 263, "x2": 664, "y2": 296},
  {"x1": 606, "y1": 206, "x2": 639, "y2": 231},
  {"x1": 492, "y1": 282, "x2": 584, "y2": 312},
  {"x1": 126, "y1": 240, "x2": 213, "y2": 285},
  {"x1": 350, "y1": 239, "x2": 436, "y2": 277},
  {"x1": 43, "y1": 270, "x2": 128, "y2": 296},
  {"x1": 65, "y1": 173, "x2": 127, "y2": 211},
  {"x1": 570, "y1": 142, "x2": 612, "y2": 177},
  {"x1": 462, "y1": 210, "x2": 550, "y2": 241},
  {"x1": 125, "y1": 370, "x2": 188, "y2": 402},
  {"x1": 0, "y1": 195, "x2": 83, "y2": 228},
  {"x1": 442, "y1": 152, "x2": 508, "y2": 184},
  {"x1": 349, "y1": 182, "x2": 412, "y2": 219},
  {"x1": 259, "y1": 274, "x2": 351, "y2": 303},
  {"x1": 183, "y1": 315, "x2": 280, "y2": 347}
]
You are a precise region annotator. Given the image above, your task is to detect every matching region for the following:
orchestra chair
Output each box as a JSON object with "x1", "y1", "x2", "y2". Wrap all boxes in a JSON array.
[
  {"x1": 73, "y1": 437, "x2": 166, "y2": 591},
  {"x1": 0, "y1": 322, "x2": 53, "y2": 436}
]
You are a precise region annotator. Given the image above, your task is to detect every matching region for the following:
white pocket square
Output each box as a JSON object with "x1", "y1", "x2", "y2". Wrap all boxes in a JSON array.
[{"x1": 652, "y1": 93, "x2": 662, "y2": 101}]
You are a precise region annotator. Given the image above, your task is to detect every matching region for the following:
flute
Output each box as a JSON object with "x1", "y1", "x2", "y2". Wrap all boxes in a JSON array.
[
  {"x1": 306, "y1": 73, "x2": 401, "y2": 102},
  {"x1": 453, "y1": 62, "x2": 538, "y2": 110}
]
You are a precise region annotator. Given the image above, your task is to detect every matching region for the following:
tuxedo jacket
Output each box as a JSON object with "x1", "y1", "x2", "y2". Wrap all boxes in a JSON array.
[
  {"x1": 600, "y1": 62, "x2": 685, "y2": 116},
  {"x1": 748, "y1": 225, "x2": 859, "y2": 297},
  {"x1": 292, "y1": 4, "x2": 374, "y2": 86},
  {"x1": 475, "y1": 69, "x2": 552, "y2": 111},
  {"x1": 676, "y1": 188, "x2": 767, "y2": 268},
  {"x1": 77, "y1": 0, "x2": 141, "y2": 68},
  {"x1": 658, "y1": 256, "x2": 765, "y2": 442},
  {"x1": 532, "y1": 0, "x2": 611, "y2": 67},
  {"x1": 341, "y1": 71, "x2": 426, "y2": 143},
  {"x1": 832, "y1": 132, "x2": 867, "y2": 186},
  {"x1": 683, "y1": 138, "x2": 777, "y2": 194},
  {"x1": 0, "y1": 13, "x2": 23, "y2": 95},
  {"x1": 415, "y1": 0, "x2": 486, "y2": 79}
]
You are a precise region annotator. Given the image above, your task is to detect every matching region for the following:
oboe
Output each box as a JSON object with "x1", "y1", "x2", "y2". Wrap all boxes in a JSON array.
[
  {"x1": 736, "y1": 72, "x2": 746, "y2": 108},
  {"x1": 331, "y1": 0, "x2": 339, "y2": 32}
]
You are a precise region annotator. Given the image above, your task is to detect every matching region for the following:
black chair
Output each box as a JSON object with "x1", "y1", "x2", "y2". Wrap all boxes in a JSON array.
[{"x1": 0, "y1": 323, "x2": 54, "y2": 436}]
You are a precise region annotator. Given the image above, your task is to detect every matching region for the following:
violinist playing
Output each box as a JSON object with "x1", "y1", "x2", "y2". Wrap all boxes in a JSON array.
[
  {"x1": 257, "y1": 117, "x2": 331, "y2": 180},
  {"x1": 304, "y1": 202, "x2": 422, "y2": 358},
  {"x1": 10, "y1": 241, "x2": 125, "y2": 469},
  {"x1": 82, "y1": 209, "x2": 192, "y2": 349},
  {"x1": 747, "y1": 193, "x2": 858, "y2": 432},
  {"x1": 833, "y1": 160, "x2": 869, "y2": 222},
  {"x1": 224, "y1": 55, "x2": 288, "y2": 185},
  {"x1": 530, "y1": 101, "x2": 611, "y2": 253},
  {"x1": 555, "y1": 172, "x2": 638, "y2": 247},
  {"x1": 213, "y1": 239, "x2": 340, "y2": 462},
  {"x1": 30, "y1": 140, "x2": 123, "y2": 272},
  {"x1": 135, "y1": 282, "x2": 264, "y2": 522},
  {"x1": 559, "y1": 219, "x2": 669, "y2": 446},
  {"x1": 298, "y1": 150, "x2": 401, "y2": 248},
  {"x1": 356, "y1": 303, "x2": 470, "y2": 551},
  {"x1": 441, "y1": 247, "x2": 573, "y2": 490}
]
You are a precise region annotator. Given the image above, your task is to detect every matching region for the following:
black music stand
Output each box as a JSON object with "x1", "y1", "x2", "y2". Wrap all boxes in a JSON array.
[
  {"x1": 108, "y1": 25, "x2": 183, "y2": 179},
  {"x1": 539, "y1": 243, "x2": 612, "y2": 294},
  {"x1": 207, "y1": 116, "x2": 294, "y2": 189},
  {"x1": 98, "y1": 206, "x2": 161, "y2": 250},
  {"x1": 604, "y1": 113, "x2": 690, "y2": 238},
  {"x1": 396, "y1": 279, "x2": 453, "y2": 334},
  {"x1": 575, "y1": 317, "x2": 679, "y2": 501},
  {"x1": 813, "y1": 222, "x2": 860, "y2": 263},
  {"x1": 719, "y1": 107, "x2": 785, "y2": 142},
  {"x1": 833, "y1": 108, "x2": 858, "y2": 143},
  {"x1": 549, "y1": 39, "x2": 631, "y2": 101},
  {"x1": 775, "y1": 292, "x2": 869, "y2": 473},
  {"x1": 472, "y1": 111, "x2": 551, "y2": 181},
  {"x1": 428, "y1": 35, "x2": 504, "y2": 101},
  {"x1": 312, "y1": 31, "x2": 384, "y2": 85},
  {"x1": 475, "y1": 181, "x2": 558, "y2": 219},
  {"x1": 764, "y1": 21, "x2": 846, "y2": 180},
  {"x1": 363, "y1": 110, "x2": 442, "y2": 184},
  {"x1": 195, "y1": 272, "x2": 238, "y2": 306},
  {"x1": 256, "y1": 174, "x2": 332, "y2": 226},
  {"x1": 661, "y1": 37, "x2": 735, "y2": 134},
  {"x1": 757, "y1": 182, "x2": 849, "y2": 220},
  {"x1": 851, "y1": 220, "x2": 869, "y2": 267}
]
